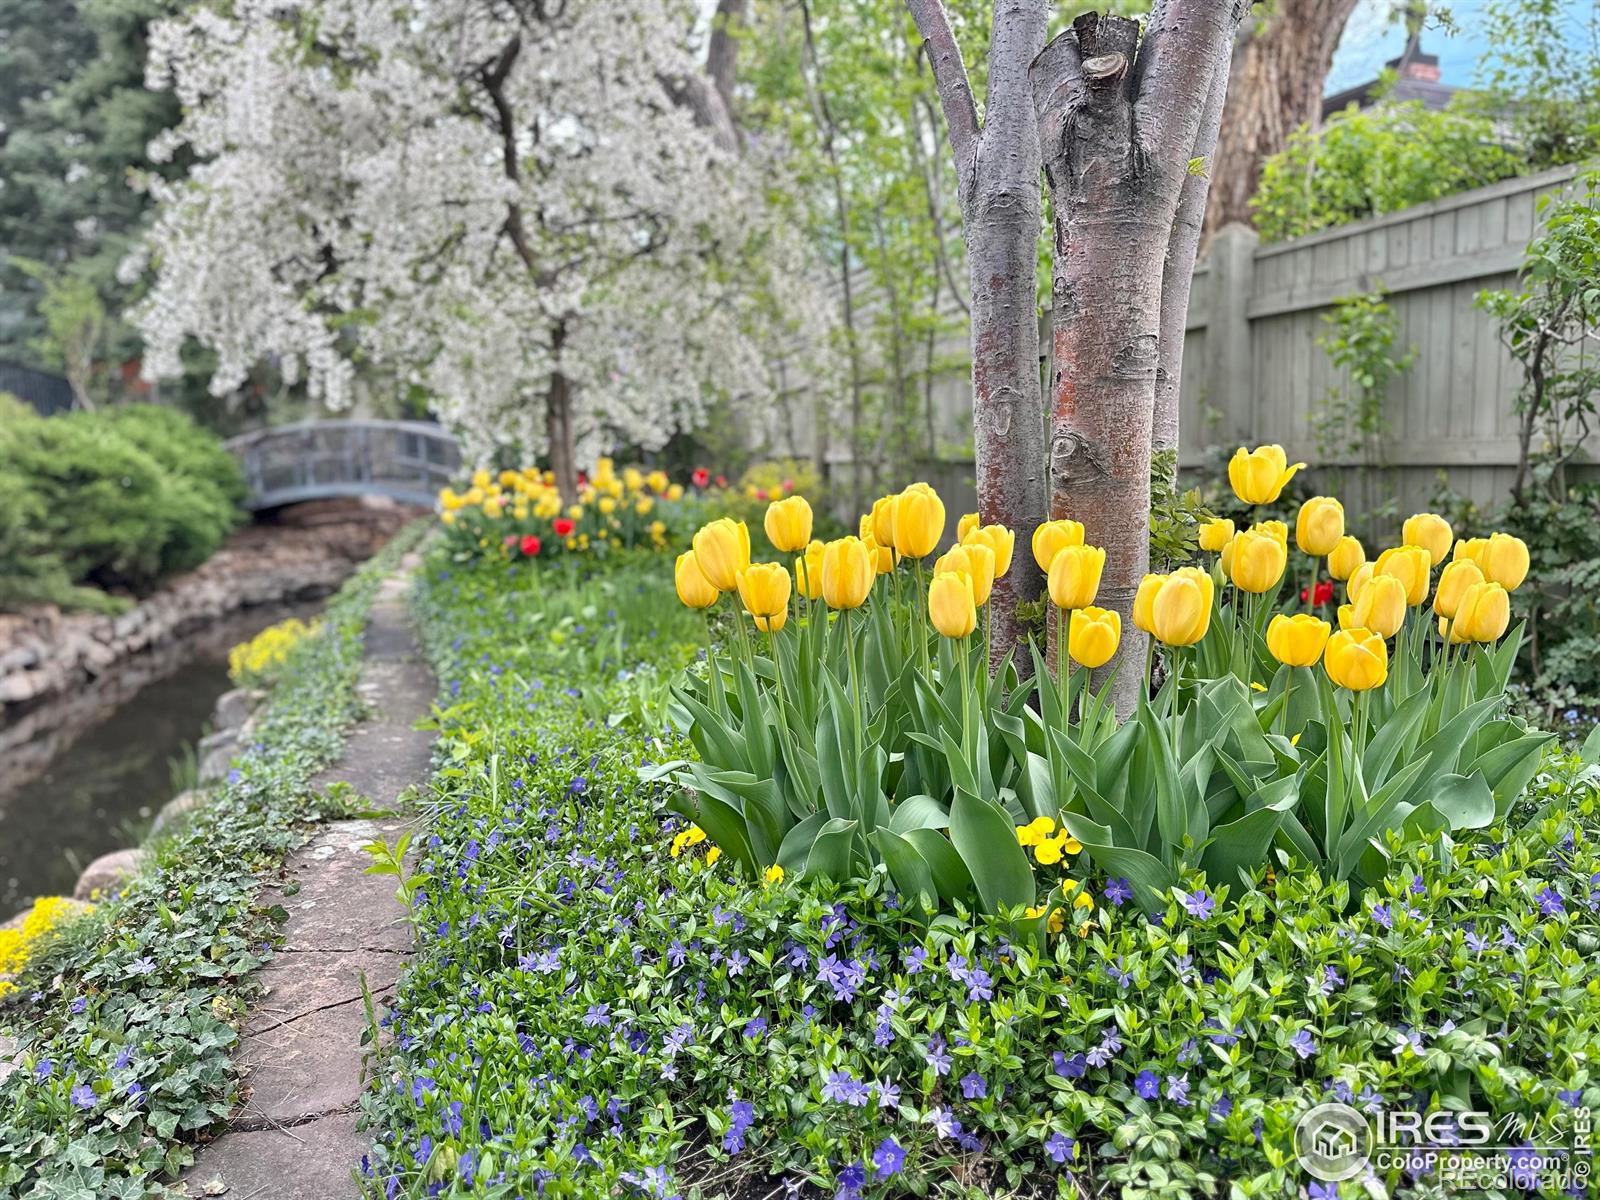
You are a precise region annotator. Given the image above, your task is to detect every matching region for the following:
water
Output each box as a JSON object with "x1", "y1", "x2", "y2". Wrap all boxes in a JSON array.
[{"x1": 0, "y1": 602, "x2": 320, "y2": 914}]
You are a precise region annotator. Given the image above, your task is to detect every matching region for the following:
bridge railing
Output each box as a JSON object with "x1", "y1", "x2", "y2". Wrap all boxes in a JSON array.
[{"x1": 226, "y1": 419, "x2": 461, "y2": 510}]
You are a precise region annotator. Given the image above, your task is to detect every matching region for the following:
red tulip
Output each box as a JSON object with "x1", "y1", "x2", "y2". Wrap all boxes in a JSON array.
[
  {"x1": 756, "y1": 488, "x2": 769, "y2": 501},
  {"x1": 520, "y1": 535, "x2": 542, "y2": 557},
  {"x1": 1299, "y1": 580, "x2": 1335, "y2": 606},
  {"x1": 715, "y1": 474, "x2": 728, "y2": 488},
  {"x1": 781, "y1": 479, "x2": 794, "y2": 492},
  {"x1": 553, "y1": 517, "x2": 575, "y2": 537},
  {"x1": 692, "y1": 468, "x2": 710, "y2": 488}
]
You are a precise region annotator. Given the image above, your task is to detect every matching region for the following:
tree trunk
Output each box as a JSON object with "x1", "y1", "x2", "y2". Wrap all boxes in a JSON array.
[
  {"x1": 905, "y1": 0, "x2": 1049, "y2": 669},
  {"x1": 1201, "y1": 0, "x2": 1362, "y2": 242},
  {"x1": 1033, "y1": 4, "x2": 1242, "y2": 713},
  {"x1": 547, "y1": 321, "x2": 578, "y2": 501}
]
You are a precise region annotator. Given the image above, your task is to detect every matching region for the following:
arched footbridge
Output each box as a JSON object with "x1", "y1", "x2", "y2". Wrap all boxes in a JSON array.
[{"x1": 226, "y1": 420, "x2": 461, "y2": 511}]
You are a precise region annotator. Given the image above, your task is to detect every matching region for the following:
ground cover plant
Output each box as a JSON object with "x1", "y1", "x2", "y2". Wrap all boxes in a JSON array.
[
  {"x1": 362, "y1": 498, "x2": 1600, "y2": 1199},
  {"x1": 0, "y1": 524, "x2": 425, "y2": 1198}
]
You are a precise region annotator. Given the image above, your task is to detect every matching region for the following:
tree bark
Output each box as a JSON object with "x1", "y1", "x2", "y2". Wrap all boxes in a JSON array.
[
  {"x1": 1033, "y1": 3, "x2": 1243, "y2": 713},
  {"x1": 547, "y1": 320, "x2": 578, "y2": 501},
  {"x1": 905, "y1": 0, "x2": 1049, "y2": 669},
  {"x1": 1201, "y1": 0, "x2": 1361, "y2": 242}
]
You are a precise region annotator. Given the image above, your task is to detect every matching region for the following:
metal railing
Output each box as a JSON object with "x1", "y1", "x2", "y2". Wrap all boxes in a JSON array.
[{"x1": 225, "y1": 419, "x2": 460, "y2": 510}]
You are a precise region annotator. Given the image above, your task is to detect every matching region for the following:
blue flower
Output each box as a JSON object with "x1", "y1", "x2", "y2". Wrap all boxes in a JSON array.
[
  {"x1": 1053, "y1": 1051, "x2": 1087, "y2": 1079},
  {"x1": 1181, "y1": 889, "x2": 1215, "y2": 920},
  {"x1": 70, "y1": 1083, "x2": 96, "y2": 1109},
  {"x1": 1044, "y1": 1131, "x2": 1075, "y2": 1163},
  {"x1": 871, "y1": 1137, "x2": 905, "y2": 1178},
  {"x1": 743, "y1": 1015, "x2": 767, "y2": 1039},
  {"x1": 924, "y1": 1034, "x2": 952, "y2": 1076},
  {"x1": 1290, "y1": 1029, "x2": 1317, "y2": 1059},
  {"x1": 1537, "y1": 886, "x2": 1566, "y2": 917},
  {"x1": 1165, "y1": 1073, "x2": 1190, "y2": 1106},
  {"x1": 959, "y1": 1070, "x2": 987, "y2": 1099},
  {"x1": 1105, "y1": 877, "x2": 1133, "y2": 906},
  {"x1": 836, "y1": 1162, "x2": 866, "y2": 1200},
  {"x1": 1134, "y1": 1069, "x2": 1160, "y2": 1100},
  {"x1": 821, "y1": 1070, "x2": 871, "y2": 1106}
]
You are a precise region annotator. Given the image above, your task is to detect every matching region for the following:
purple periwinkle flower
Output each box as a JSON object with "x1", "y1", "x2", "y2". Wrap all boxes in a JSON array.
[
  {"x1": 959, "y1": 1071, "x2": 987, "y2": 1100},
  {"x1": 1134, "y1": 1069, "x2": 1160, "y2": 1100},
  {"x1": 1045, "y1": 1131, "x2": 1075, "y2": 1163},
  {"x1": 871, "y1": 1137, "x2": 905, "y2": 1178},
  {"x1": 1182, "y1": 889, "x2": 1215, "y2": 920}
]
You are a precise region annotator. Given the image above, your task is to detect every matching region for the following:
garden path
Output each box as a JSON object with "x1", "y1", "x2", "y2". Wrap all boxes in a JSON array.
[{"x1": 177, "y1": 562, "x2": 434, "y2": 1199}]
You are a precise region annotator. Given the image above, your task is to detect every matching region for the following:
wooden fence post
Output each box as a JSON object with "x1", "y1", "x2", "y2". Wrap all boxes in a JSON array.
[{"x1": 1205, "y1": 222, "x2": 1258, "y2": 443}]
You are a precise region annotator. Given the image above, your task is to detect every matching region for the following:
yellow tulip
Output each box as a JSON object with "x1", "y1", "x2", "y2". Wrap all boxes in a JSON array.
[
  {"x1": 928, "y1": 570, "x2": 977, "y2": 639},
  {"x1": 862, "y1": 535, "x2": 896, "y2": 575},
  {"x1": 1032, "y1": 520, "x2": 1085, "y2": 573},
  {"x1": 1198, "y1": 518, "x2": 1234, "y2": 553},
  {"x1": 1068, "y1": 607, "x2": 1121, "y2": 669},
  {"x1": 623, "y1": 467, "x2": 644, "y2": 492},
  {"x1": 1267, "y1": 613, "x2": 1332, "y2": 667},
  {"x1": 675, "y1": 551, "x2": 719, "y2": 609},
  {"x1": 1152, "y1": 568, "x2": 1214, "y2": 646},
  {"x1": 934, "y1": 542, "x2": 997, "y2": 607},
  {"x1": 1374, "y1": 545, "x2": 1431, "y2": 607},
  {"x1": 962, "y1": 524, "x2": 1015, "y2": 577},
  {"x1": 892, "y1": 483, "x2": 945, "y2": 559},
  {"x1": 1346, "y1": 561, "x2": 1374, "y2": 604},
  {"x1": 647, "y1": 469, "x2": 669, "y2": 493},
  {"x1": 754, "y1": 610, "x2": 787, "y2": 634},
  {"x1": 1351, "y1": 573, "x2": 1406, "y2": 638},
  {"x1": 869, "y1": 495, "x2": 897, "y2": 547},
  {"x1": 763, "y1": 495, "x2": 813, "y2": 553},
  {"x1": 794, "y1": 541, "x2": 826, "y2": 600},
  {"x1": 956, "y1": 512, "x2": 980, "y2": 543},
  {"x1": 1402, "y1": 513, "x2": 1454, "y2": 567},
  {"x1": 1047, "y1": 544, "x2": 1105, "y2": 610},
  {"x1": 1327, "y1": 535, "x2": 1365, "y2": 582},
  {"x1": 1261, "y1": 519, "x2": 1289, "y2": 545},
  {"x1": 1295, "y1": 497, "x2": 1345, "y2": 557},
  {"x1": 598, "y1": 496, "x2": 617, "y2": 515},
  {"x1": 1433, "y1": 558, "x2": 1485, "y2": 620},
  {"x1": 667, "y1": 483, "x2": 685, "y2": 501},
  {"x1": 1132, "y1": 574, "x2": 1165, "y2": 634},
  {"x1": 1481, "y1": 532, "x2": 1530, "y2": 591},
  {"x1": 1336, "y1": 603, "x2": 1358, "y2": 631},
  {"x1": 1228, "y1": 444, "x2": 1306, "y2": 505},
  {"x1": 1229, "y1": 528, "x2": 1287, "y2": 594},
  {"x1": 1220, "y1": 535, "x2": 1237, "y2": 579},
  {"x1": 737, "y1": 563, "x2": 791, "y2": 621},
  {"x1": 1324, "y1": 628, "x2": 1389, "y2": 691},
  {"x1": 471, "y1": 468, "x2": 491, "y2": 490},
  {"x1": 821, "y1": 537, "x2": 874, "y2": 609},
  {"x1": 692, "y1": 519, "x2": 751, "y2": 592},
  {"x1": 1453, "y1": 580, "x2": 1511, "y2": 643},
  {"x1": 1453, "y1": 537, "x2": 1488, "y2": 568}
]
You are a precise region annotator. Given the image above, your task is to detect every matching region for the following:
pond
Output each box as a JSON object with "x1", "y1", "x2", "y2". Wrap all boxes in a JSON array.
[{"x1": 0, "y1": 602, "x2": 321, "y2": 914}]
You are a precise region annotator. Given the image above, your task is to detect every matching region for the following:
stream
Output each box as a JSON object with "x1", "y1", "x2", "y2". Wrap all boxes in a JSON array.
[{"x1": 0, "y1": 601, "x2": 320, "y2": 913}]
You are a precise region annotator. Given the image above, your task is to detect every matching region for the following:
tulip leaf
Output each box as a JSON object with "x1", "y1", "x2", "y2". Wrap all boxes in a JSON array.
[
  {"x1": 871, "y1": 829, "x2": 938, "y2": 912},
  {"x1": 686, "y1": 789, "x2": 761, "y2": 876},
  {"x1": 1468, "y1": 730, "x2": 1553, "y2": 819},
  {"x1": 949, "y1": 788, "x2": 1035, "y2": 915},
  {"x1": 1424, "y1": 772, "x2": 1496, "y2": 830},
  {"x1": 1398, "y1": 695, "x2": 1503, "y2": 809},
  {"x1": 776, "y1": 812, "x2": 829, "y2": 875},
  {"x1": 941, "y1": 730, "x2": 980, "y2": 800},
  {"x1": 1201, "y1": 797, "x2": 1294, "y2": 891},
  {"x1": 677, "y1": 686, "x2": 749, "y2": 775},
  {"x1": 1059, "y1": 812, "x2": 1175, "y2": 915},
  {"x1": 806, "y1": 817, "x2": 861, "y2": 881},
  {"x1": 904, "y1": 828, "x2": 974, "y2": 903},
  {"x1": 1362, "y1": 687, "x2": 1432, "y2": 787},
  {"x1": 889, "y1": 794, "x2": 951, "y2": 834}
]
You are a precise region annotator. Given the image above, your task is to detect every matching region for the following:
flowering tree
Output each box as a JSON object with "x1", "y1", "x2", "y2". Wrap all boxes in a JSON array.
[{"x1": 126, "y1": 0, "x2": 828, "y2": 494}]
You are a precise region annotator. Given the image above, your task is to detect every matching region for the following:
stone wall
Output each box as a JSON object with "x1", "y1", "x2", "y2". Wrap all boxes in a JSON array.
[{"x1": 0, "y1": 498, "x2": 421, "y2": 717}]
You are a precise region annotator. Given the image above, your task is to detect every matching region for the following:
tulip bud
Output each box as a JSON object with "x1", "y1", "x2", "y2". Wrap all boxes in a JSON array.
[
  {"x1": 1229, "y1": 528, "x2": 1287, "y2": 594},
  {"x1": 675, "y1": 551, "x2": 719, "y2": 609},
  {"x1": 956, "y1": 512, "x2": 980, "y2": 543},
  {"x1": 1068, "y1": 607, "x2": 1121, "y2": 669},
  {"x1": 1220, "y1": 535, "x2": 1237, "y2": 579},
  {"x1": 1227, "y1": 444, "x2": 1306, "y2": 505},
  {"x1": 862, "y1": 535, "x2": 896, "y2": 575},
  {"x1": 1374, "y1": 544, "x2": 1431, "y2": 607},
  {"x1": 1267, "y1": 613, "x2": 1332, "y2": 667},
  {"x1": 869, "y1": 495, "x2": 897, "y2": 547},
  {"x1": 763, "y1": 496, "x2": 813, "y2": 553},
  {"x1": 753, "y1": 609, "x2": 787, "y2": 633},
  {"x1": 1295, "y1": 497, "x2": 1345, "y2": 557},
  {"x1": 1336, "y1": 603, "x2": 1358, "y2": 631},
  {"x1": 1324, "y1": 628, "x2": 1389, "y2": 691},
  {"x1": 1132, "y1": 574, "x2": 1165, "y2": 634},
  {"x1": 737, "y1": 562, "x2": 791, "y2": 620},
  {"x1": 1352, "y1": 573, "x2": 1406, "y2": 638},
  {"x1": 1433, "y1": 558, "x2": 1485, "y2": 620},
  {"x1": 821, "y1": 537, "x2": 874, "y2": 609},
  {"x1": 1453, "y1": 580, "x2": 1511, "y2": 643},
  {"x1": 1047, "y1": 544, "x2": 1105, "y2": 610},
  {"x1": 692, "y1": 519, "x2": 751, "y2": 592},
  {"x1": 1032, "y1": 520, "x2": 1085, "y2": 574},
  {"x1": 962, "y1": 524, "x2": 1015, "y2": 577},
  {"x1": 1198, "y1": 518, "x2": 1234, "y2": 553},
  {"x1": 1152, "y1": 568, "x2": 1214, "y2": 646},
  {"x1": 1481, "y1": 532, "x2": 1529, "y2": 591},
  {"x1": 927, "y1": 570, "x2": 977, "y2": 639},
  {"x1": 1327, "y1": 535, "x2": 1365, "y2": 582},
  {"x1": 794, "y1": 541, "x2": 825, "y2": 599},
  {"x1": 892, "y1": 483, "x2": 945, "y2": 559},
  {"x1": 1402, "y1": 513, "x2": 1453, "y2": 567},
  {"x1": 1346, "y1": 561, "x2": 1373, "y2": 604},
  {"x1": 1453, "y1": 537, "x2": 1488, "y2": 569},
  {"x1": 935, "y1": 542, "x2": 997, "y2": 606}
]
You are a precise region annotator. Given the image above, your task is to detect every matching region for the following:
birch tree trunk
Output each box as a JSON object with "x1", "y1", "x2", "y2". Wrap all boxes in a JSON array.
[
  {"x1": 1033, "y1": 3, "x2": 1243, "y2": 714},
  {"x1": 904, "y1": 0, "x2": 1049, "y2": 668}
]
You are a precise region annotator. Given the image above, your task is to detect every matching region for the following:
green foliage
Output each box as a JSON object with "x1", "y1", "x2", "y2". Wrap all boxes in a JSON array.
[
  {"x1": 0, "y1": 528, "x2": 425, "y2": 1196},
  {"x1": 1466, "y1": 0, "x2": 1600, "y2": 169},
  {"x1": 358, "y1": 547, "x2": 1600, "y2": 1199},
  {"x1": 0, "y1": 404, "x2": 244, "y2": 607},
  {"x1": 1149, "y1": 448, "x2": 1215, "y2": 568},
  {"x1": 1252, "y1": 100, "x2": 1525, "y2": 243}
]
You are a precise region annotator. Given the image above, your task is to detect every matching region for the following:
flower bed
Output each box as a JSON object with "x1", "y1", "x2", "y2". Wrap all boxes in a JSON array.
[
  {"x1": 0, "y1": 523, "x2": 425, "y2": 1195},
  {"x1": 363, "y1": 544, "x2": 1600, "y2": 1199}
]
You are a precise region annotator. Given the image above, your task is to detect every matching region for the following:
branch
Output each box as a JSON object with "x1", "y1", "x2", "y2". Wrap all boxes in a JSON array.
[
  {"x1": 706, "y1": 0, "x2": 746, "y2": 120},
  {"x1": 903, "y1": 0, "x2": 981, "y2": 189},
  {"x1": 1030, "y1": 26, "x2": 1084, "y2": 179},
  {"x1": 1132, "y1": 0, "x2": 1244, "y2": 167}
]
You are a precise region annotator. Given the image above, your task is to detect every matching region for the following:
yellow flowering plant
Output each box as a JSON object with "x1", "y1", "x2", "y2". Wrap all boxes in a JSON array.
[{"x1": 229, "y1": 617, "x2": 318, "y2": 687}]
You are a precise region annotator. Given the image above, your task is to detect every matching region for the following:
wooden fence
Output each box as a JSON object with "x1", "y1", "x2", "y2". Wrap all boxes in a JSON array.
[{"x1": 799, "y1": 163, "x2": 1595, "y2": 527}]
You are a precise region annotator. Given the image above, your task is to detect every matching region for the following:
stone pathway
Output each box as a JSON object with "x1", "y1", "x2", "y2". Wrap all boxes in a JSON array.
[{"x1": 178, "y1": 564, "x2": 435, "y2": 1199}]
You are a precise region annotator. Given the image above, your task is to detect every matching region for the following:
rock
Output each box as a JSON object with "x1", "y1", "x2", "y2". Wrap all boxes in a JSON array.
[
  {"x1": 151, "y1": 789, "x2": 208, "y2": 836},
  {"x1": 0, "y1": 1034, "x2": 18, "y2": 1086},
  {"x1": 73, "y1": 848, "x2": 146, "y2": 901},
  {"x1": 212, "y1": 688, "x2": 252, "y2": 732},
  {"x1": 0, "y1": 645, "x2": 38, "y2": 673},
  {"x1": 197, "y1": 730, "x2": 238, "y2": 782},
  {"x1": 0, "y1": 673, "x2": 38, "y2": 705}
]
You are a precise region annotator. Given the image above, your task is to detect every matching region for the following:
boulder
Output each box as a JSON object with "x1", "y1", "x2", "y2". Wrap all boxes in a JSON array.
[
  {"x1": 212, "y1": 688, "x2": 253, "y2": 732},
  {"x1": 0, "y1": 1034, "x2": 17, "y2": 1086},
  {"x1": 151, "y1": 788, "x2": 208, "y2": 836},
  {"x1": 197, "y1": 729, "x2": 238, "y2": 782},
  {"x1": 73, "y1": 848, "x2": 146, "y2": 901}
]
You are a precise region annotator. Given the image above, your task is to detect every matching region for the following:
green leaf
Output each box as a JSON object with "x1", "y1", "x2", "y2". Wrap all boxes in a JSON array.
[{"x1": 948, "y1": 789, "x2": 1035, "y2": 914}]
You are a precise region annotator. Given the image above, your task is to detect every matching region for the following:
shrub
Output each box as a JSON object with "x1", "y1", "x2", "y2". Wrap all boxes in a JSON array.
[{"x1": 1252, "y1": 101, "x2": 1525, "y2": 244}]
